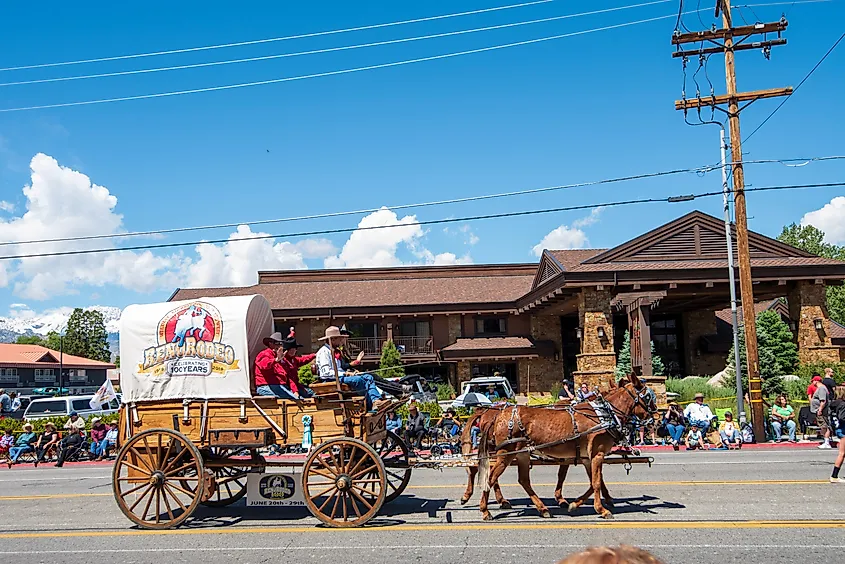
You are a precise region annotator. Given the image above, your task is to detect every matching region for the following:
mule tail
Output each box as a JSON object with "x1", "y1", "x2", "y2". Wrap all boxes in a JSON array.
[{"x1": 477, "y1": 429, "x2": 491, "y2": 493}]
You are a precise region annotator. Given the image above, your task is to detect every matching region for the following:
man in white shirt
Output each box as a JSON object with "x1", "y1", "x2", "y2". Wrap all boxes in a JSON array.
[
  {"x1": 684, "y1": 393, "x2": 716, "y2": 432},
  {"x1": 315, "y1": 326, "x2": 384, "y2": 413},
  {"x1": 64, "y1": 412, "x2": 86, "y2": 432}
]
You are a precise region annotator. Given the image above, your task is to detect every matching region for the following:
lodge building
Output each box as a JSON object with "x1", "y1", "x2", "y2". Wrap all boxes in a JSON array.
[{"x1": 170, "y1": 211, "x2": 845, "y2": 403}]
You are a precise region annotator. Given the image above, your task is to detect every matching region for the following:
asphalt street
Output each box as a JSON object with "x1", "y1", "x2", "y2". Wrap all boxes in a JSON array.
[{"x1": 1, "y1": 448, "x2": 843, "y2": 563}]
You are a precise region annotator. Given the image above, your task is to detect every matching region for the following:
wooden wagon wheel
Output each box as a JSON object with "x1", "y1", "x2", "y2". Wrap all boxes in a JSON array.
[
  {"x1": 200, "y1": 447, "x2": 264, "y2": 508},
  {"x1": 112, "y1": 428, "x2": 204, "y2": 529},
  {"x1": 302, "y1": 437, "x2": 386, "y2": 528},
  {"x1": 369, "y1": 430, "x2": 411, "y2": 503}
]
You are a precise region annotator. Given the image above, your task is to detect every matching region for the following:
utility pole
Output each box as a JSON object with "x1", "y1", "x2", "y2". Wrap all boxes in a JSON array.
[{"x1": 671, "y1": 0, "x2": 792, "y2": 440}]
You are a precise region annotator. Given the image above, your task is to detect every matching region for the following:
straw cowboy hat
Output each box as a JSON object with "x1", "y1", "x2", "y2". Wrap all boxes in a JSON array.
[
  {"x1": 318, "y1": 326, "x2": 343, "y2": 341},
  {"x1": 22, "y1": 423, "x2": 32, "y2": 431},
  {"x1": 694, "y1": 393, "x2": 705, "y2": 400},
  {"x1": 263, "y1": 332, "x2": 284, "y2": 347},
  {"x1": 44, "y1": 422, "x2": 56, "y2": 430}
]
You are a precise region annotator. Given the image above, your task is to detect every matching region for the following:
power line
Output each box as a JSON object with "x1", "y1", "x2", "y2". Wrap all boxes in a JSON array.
[
  {"x1": 0, "y1": 10, "x2": 704, "y2": 113},
  {"x1": 0, "y1": 0, "x2": 557, "y2": 73},
  {"x1": 7, "y1": 155, "x2": 842, "y2": 248},
  {"x1": 744, "y1": 30, "x2": 845, "y2": 143},
  {"x1": 0, "y1": 1, "x2": 671, "y2": 88},
  {"x1": 2, "y1": 181, "x2": 842, "y2": 261}
]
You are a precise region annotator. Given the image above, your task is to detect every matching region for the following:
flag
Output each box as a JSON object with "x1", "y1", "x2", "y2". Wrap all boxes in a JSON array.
[{"x1": 89, "y1": 377, "x2": 118, "y2": 410}]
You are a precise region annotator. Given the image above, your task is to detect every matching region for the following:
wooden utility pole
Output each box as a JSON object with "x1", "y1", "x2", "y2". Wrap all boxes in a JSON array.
[{"x1": 671, "y1": 0, "x2": 792, "y2": 440}]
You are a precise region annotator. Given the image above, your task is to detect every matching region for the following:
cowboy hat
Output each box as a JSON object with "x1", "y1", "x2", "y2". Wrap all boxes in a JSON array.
[
  {"x1": 44, "y1": 422, "x2": 56, "y2": 429},
  {"x1": 22, "y1": 423, "x2": 32, "y2": 430},
  {"x1": 91, "y1": 417, "x2": 101, "y2": 423},
  {"x1": 282, "y1": 336, "x2": 304, "y2": 351},
  {"x1": 318, "y1": 326, "x2": 343, "y2": 341},
  {"x1": 339, "y1": 324, "x2": 351, "y2": 336},
  {"x1": 263, "y1": 332, "x2": 284, "y2": 347},
  {"x1": 694, "y1": 393, "x2": 705, "y2": 400}
]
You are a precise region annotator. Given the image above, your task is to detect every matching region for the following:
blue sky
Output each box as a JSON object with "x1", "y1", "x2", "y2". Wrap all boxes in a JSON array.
[{"x1": 0, "y1": 0, "x2": 843, "y2": 319}]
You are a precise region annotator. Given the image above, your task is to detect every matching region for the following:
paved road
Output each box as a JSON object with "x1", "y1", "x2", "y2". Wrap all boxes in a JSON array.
[{"x1": 1, "y1": 448, "x2": 844, "y2": 563}]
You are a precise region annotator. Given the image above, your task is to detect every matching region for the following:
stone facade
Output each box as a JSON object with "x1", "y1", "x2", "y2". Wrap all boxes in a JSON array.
[
  {"x1": 574, "y1": 288, "x2": 616, "y2": 391},
  {"x1": 788, "y1": 282, "x2": 841, "y2": 364},
  {"x1": 309, "y1": 319, "x2": 331, "y2": 353},
  {"x1": 456, "y1": 361, "x2": 472, "y2": 385},
  {"x1": 447, "y1": 315, "x2": 462, "y2": 346},
  {"x1": 683, "y1": 309, "x2": 725, "y2": 376},
  {"x1": 524, "y1": 315, "x2": 564, "y2": 393}
]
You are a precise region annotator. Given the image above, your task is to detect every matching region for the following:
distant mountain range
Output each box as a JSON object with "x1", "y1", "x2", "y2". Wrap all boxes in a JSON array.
[{"x1": 0, "y1": 306, "x2": 122, "y2": 354}]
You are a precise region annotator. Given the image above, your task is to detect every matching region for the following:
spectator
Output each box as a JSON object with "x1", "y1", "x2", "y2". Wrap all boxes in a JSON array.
[
  {"x1": 437, "y1": 408, "x2": 460, "y2": 438},
  {"x1": 55, "y1": 428, "x2": 84, "y2": 468},
  {"x1": 0, "y1": 389, "x2": 10, "y2": 415},
  {"x1": 64, "y1": 412, "x2": 85, "y2": 433},
  {"x1": 404, "y1": 403, "x2": 426, "y2": 449},
  {"x1": 719, "y1": 412, "x2": 742, "y2": 448},
  {"x1": 558, "y1": 382, "x2": 575, "y2": 401},
  {"x1": 33, "y1": 422, "x2": 60, "y2": 467},
  {"x1": 686, "y1": 427, "x2": 706, "y2": 450},
  {"x1": 0, "y1": 429, "x2": 14, "y2": 458},
  {"x1": 8, "y1": 392, "x2": 20, "y2": 413},
  {"x1": 830, "y1": 387, "x2": 845, "y2": 484},
  {"x1": 7, "y1": 423, "x2": 37, "y2": 467},
  {"x1": 103, "y1": 422, "x2": 119, "y2": 458},
  {"x1": 386, "y1": 411, "x2": 402, "y2": 433},
  {"x1": 485, "y1": 384, "x2": 500, "y2": 401},
  {"x1": 771, "y1": 394, "x2": 797, "y2": 442},
  {"x1": 471, "y1": 417, "x2": 481, "y2": 447},
  {"x1": 683, "y1": 393, "x2": 716, "y2": 433},
  {"x1": 89, "y1": 417, "x2": 108, "y2": 461},
  {"x1": 808, "y1": 374, "x2": 823, "y2": 403},
  {"x1": 813, "y1": 378, "x2": 835, "y2": 449},
  {"x1": 576, "y1": 383, "x2": 597, "y2": 403},
  {"x1": 558, "y1": 545, "x2": 665, "y2": 564},
  {"x1": 663, "y1": 402, "x2": 686, "y2": 451}
]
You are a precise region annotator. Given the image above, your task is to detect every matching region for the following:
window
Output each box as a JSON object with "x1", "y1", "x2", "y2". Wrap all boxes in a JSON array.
[
  {"x1": 398, "y1": 321, "x2": 431, "y2": 338},
  {"x1": 72, "y1": 398, "x2": 94, "y2": 411},
  {"x1": 25, "y1": 400, "x2": 67, "y2": 415},
  {"x1": 345, "y1": 322, "x2": 379, "y2": 338},
  {"x1": 650, "y1": 315, "x2": 684, "y2": 376},
  {"x1": 475, "y1": 317, "x2": 507, "y2": 335},
  {"x1": 274, "y1": 320, "x2": 296, "y2": 337},
  {"x1": 0, "y1": 368, "x2": 18, "y2": 383},
  {"x1": 34, "y1": 368, "x2": 56, "y2": 382},
  {"x1": 67, "y1": 369, "x2": 87, "y2": 382}
]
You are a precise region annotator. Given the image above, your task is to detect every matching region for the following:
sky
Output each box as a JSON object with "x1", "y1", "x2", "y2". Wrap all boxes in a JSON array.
[{"x1": 0, "y1": 0, "x2": 843, "y2": 322}]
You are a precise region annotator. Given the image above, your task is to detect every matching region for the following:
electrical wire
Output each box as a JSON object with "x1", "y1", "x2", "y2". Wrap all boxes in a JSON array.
[
  {"x1": 0, "y1": 1, "x2": 672, "y2": 88},
  {"x1": 744, "y1": 30, "x2": 845, "y2": 142},
  {"x1": 0, "y1": 13, "x2": 688, "y2": 113},
  {"x1": 6, "y1": 155, "x2": 842, "y2": 248},
  {"x1": 1, "y1": 181, "x2": 842, "y2": 261},
  {"x1": 0, "y1": 0, "x2": 557, "y2": 73}
]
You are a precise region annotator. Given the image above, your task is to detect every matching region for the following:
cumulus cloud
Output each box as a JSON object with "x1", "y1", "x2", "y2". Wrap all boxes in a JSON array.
[
  {"x1": 0, "y1": 201, "x2": 14, "y2": 212},
  {"x1": 801, "y1": 197, "x2": 845, "y2": 245},
  {"x1": 326, "y1": 207, "x2": 472, "y2": 268},
  {"x1": 531, "y1": 208, "x2": 602, "y2": 257},
  {"x1": 0, "y1": 153, "x2": 186, "y2": 300}
]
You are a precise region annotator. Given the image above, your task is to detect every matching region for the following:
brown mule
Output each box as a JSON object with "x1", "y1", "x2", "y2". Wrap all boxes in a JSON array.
[{"x1": 476, "y1": 374, "x2": 655, "y2": 520}]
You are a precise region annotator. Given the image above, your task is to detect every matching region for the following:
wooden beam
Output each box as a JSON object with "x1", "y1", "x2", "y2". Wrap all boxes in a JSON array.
[
  {"x1": 672, "y1": 20, "x2": 788, "y2": 45},
  {"x1": 672, "y1": 38, "x2": 786, "y2": 58},
  {"x1": 675, "y1": 87, "x2": 792, "y2": 110},
  {"x1": 669, "y1": 283, "x2": 678, "y2": 289}
]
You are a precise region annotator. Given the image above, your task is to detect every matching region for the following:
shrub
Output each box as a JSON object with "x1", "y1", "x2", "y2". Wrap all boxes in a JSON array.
[
  {"x1": 797, "y1": 361, "x2": 845, "y2": 384},
  {"x1": 0, "y1": 412, "x2": 120, "y2": 434},
  {"x1": 395, "y1": 401, "x2": 442, "y2": 422},
  {"x1": 298, "y1": 363, "x2": 315, "y2": 386},
  {"x1": 435, "y1": 383, "x2": 456, "y2": 401},
  {"x1": 665, "y1": 377, "x2": 726, "y2": 402},
  {"x1": 615, "y1": 330, "x2": 666, "y2": 378},
  {"x1": 550, "y1": 382, "x2": 564, "y2": 401},
  {"x1": 379, "y1": 340, "x2": 405, "y2": 379}
]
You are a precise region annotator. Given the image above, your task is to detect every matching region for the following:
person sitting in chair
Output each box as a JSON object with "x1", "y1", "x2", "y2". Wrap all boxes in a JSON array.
[
  {"x1": 685, "y1": 427, "x2": 707, "y2": 450},
  {"x1": 55, "y1": 427, "x2": 84, "y2": 468},
  {"x1": 684, "y1": 393, "x2": 716, "y2": 433},
  {"x1": 437, "y1": 408, "x2": 460, "y2": 438},
  {"x1": 255, "y1": 330, "x2": 313, "y2": 400},
  {"x1": 404, "y1": 403, "x2": 427, "y2": 449},
  {"x1": 771, "y1": 394, "x2": 797, "y2": 442},
  {"x1": 719, "y1": 412, "x2": 742, "y2": 448},
  {"x1": 315, "y1": 326, "x2": 386, "y2": 413}
]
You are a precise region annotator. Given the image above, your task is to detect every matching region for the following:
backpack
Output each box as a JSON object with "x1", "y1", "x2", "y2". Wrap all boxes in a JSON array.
[{"x1": 741, "y1": 423, "x2": 754, "y2": 444}]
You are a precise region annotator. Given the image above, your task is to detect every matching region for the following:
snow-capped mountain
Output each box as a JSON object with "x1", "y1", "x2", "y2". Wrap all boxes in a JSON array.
[{"x1": 0, "y1": 306, "x2": 122, "y2": 351}]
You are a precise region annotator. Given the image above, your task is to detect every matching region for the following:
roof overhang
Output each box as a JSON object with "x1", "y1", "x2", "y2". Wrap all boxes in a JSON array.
[{"x1": 440, "y1": 338, "x2": 555, "y2": 361}]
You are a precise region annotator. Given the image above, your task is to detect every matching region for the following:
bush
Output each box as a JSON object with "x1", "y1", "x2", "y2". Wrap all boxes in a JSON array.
[
  {"x1": 435, "y1": 383, "x2": 456, "y2": 401},
  {"x1": 0, "y1": 412, "x2": 120, "y2": 434},
  {"x1": 797, "y1": 361, "x2": 845, "y2": 384},
  {"x1": 298, "y1": 363, "x2": 315, "y2": 387},
  {"x1": 615, "y1": 330, "x2": 666, "y2": 378},
  {"x1": 395, "y1": 401, "x2": 442, "y2": 422},
  {"x1": 550, "y1": 382, "x2": 564, "y2": 401},
  {"x1": 527, "y1": 395, "x2": 555, "y2": 406},
  {"x1": 379, "y1": 340, "x2": 405, "y2": 380},
  {"x1": 666, "y1": 377, "x2": 727, "y2": 403}
]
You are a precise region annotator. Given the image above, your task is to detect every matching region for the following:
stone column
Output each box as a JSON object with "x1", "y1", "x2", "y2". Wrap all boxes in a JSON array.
[
  {"x1": 310, "y1": 320, "x2": 330, "y2": 352},
  {"x1": 788, "y1": 281, "x2": 840, "y2": 364},
  {"x1": 682, "y1": 309, "x2": 722, "y2": 376},
  {"x1": 574, "y1": 288, "x2": 616, "y2": 392},
  {"x1": 456, "y1": 361, "x2": 472, "y2": 385}
]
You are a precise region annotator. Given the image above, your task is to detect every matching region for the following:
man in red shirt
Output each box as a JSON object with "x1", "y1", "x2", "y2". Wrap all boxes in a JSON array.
[
  {"x1": 255, "y1": 330, "x2": 316, "y2": 401},
  {"x1": 277, "y1": 331, "x2": 316, "y2": 399}
]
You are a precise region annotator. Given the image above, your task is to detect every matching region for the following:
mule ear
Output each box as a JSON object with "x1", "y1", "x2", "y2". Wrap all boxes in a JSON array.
[{"x1": 628, "y1": 372, "x2": 644, "y2": 389}]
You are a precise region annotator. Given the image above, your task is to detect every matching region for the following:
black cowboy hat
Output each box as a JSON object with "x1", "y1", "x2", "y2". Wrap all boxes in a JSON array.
[
  {"x1": 282, "y1": 336, "x2": 304, "y2": 351},
  {"x1": 339, "y1": 324, "x2": 351, "y2": 336}
]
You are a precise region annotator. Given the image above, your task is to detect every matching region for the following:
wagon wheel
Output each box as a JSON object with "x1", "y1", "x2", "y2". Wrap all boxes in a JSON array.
[
  {"x1": 368, "y1": 430, "x2": 411, "y2": 503},
  {"x1": 112, "y1": 428, "x2": 203, "y2": 529},
  {"x1": 302, "y1": 437, "x2": 386, "y2": 528},
  {"x1": 200, "y1": 447, "x2": 264, "y2": 507}
]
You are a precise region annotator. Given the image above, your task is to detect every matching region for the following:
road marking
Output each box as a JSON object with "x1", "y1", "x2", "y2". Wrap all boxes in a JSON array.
[
  {"x1": 0, "y1": 544, "x2": 844, "y2": 555},
  {"x1": 0, "y1": 475, "x2": 110, "y2": 482},
  {"x1": 0, "y1": 478, "x2": 830, "y2": 501},
  {"x1": 1, "y1": 520, "x2": 843, "y2": 539}
]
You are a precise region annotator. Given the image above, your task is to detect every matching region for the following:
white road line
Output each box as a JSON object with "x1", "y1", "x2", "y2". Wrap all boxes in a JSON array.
[{"x1": 0, "y1": 475, "x2": 110, "y2": 482}]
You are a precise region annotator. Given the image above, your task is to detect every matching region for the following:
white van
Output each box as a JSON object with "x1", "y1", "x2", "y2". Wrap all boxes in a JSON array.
[{"x1": 23, "y1": 394, "x2": 121, "y2": 422}]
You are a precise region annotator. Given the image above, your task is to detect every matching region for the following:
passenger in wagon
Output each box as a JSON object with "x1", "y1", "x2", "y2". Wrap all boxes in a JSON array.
[
  {"x1": 277, "y1": 330, "x2": 316, "y2": 400},
  {"x1": 315, "y1": 326, "x2": 386, "y2": 413},
  {"x1": 336, "y1": 327, "x2": 411, "y2": 399},
  {"x1": 255, "y1": 330, "x2": 315, "y2": 401}
]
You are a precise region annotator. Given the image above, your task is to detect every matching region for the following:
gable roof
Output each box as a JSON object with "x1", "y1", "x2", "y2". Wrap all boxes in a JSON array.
[
  {"x1": 715, "y1": 299, "x2": 788, "y2": 325},
  {"x1": 0, "y1": 344, "x2": 115, "y2": 369},
  {"x1": 582, "y1": 211, "x2": 815, "y2": 265},
  {"x1": 531, "y1": 249, "x2": 605, "y2": 290}
]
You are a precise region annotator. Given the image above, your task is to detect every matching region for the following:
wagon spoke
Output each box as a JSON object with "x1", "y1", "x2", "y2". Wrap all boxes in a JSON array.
[
  {"x1": 154, "y1": 486, "x2": 162, "y2": 524},
  {"x1": 156, "y1": 432, "x2": 163, "y2": 469},
  {"x1": 161, "y1": 485, "x2": 176, "y2": 522},
  {"x1": 351, "y1": 483, "x2": 379, "y2": 499},
  {"x1": 224, "y1": 481, "x2": 233, "y2": 499},
  {"x1": 350, "y1": 464, "x2": 378, "y2": 480},
  {"x1": 119, "y1": 481, "x2": 152, "y2": 497},
  {"x1": 347, "y1": 491, "x2": 363, "y2": 518},
  {"x1": 314, "y1": 454, "x2": 338, "y2": 477},
  {"x1": 165, "y1": 481, "x2": 196, "y2": 498},
  {"x1": 162, "y1": 447, "x2": 189, "y2": 474},
  {"x1": 317, "y1": 487, "x2": 339, "y2": 512},
  {"x1": 338, "y1": 444, "x2": 345, "y2": 473},
  {"x1": 128, "y1": 485, "x2": 154, "y2": 512},
  {"x1": 165, "y1": 462, "x2": 200, "y2": 477},
  {"x1": 141, "y1": 435, "x2": 157, "y2": 470},
  {"x1": 128, "y1": 448, "x2": 154, "y2": 474},
  {"x1": 329, "y1": 490, "x2": 341, "y2": 519},
  {"x1": 163, "y1": 483, "x2": 188, "y2": 512},
  {"x1": 341, "y1": 491, "x2": 348, "y2": 521},
  {"x1": 349, "y1": 487, "x2": 374, "y2": 511},
  {"x1": 311, "y1": 483, "x2": 340, "y2": 499},
  {"x1": 141, "y1": 485, "x2": 156, "y2": 522},
  {"x1": 345, "y1": 453, "x2": 369, "y2": 478}
]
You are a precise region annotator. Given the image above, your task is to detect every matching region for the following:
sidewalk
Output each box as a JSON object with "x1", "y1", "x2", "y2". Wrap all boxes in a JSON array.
[{"x1": 638, "y1": 440, "x2": 836, "y2": 452}]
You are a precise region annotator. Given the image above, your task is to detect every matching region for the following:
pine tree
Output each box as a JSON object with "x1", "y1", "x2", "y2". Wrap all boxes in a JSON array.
[
  {"x1": 379, "y1": 340, "x2": 405, "y2": 379},
  {"x1": 724, "y1": 315, "x2": 787, "y2": 398},
  {"x1": 60, "y1": 308, "x2": 111, "y2": 362},
  {"x1": 615, "y1": 330, "x2": 666, "y2": 378},
  {"x1": 63, "y1": 309, "x2": 89, "y2": 357}
]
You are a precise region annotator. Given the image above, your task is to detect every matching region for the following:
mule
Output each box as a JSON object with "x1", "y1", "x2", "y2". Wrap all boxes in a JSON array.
[{"x1": 475, "y1": 374, "x2": 655, "y2": 520}]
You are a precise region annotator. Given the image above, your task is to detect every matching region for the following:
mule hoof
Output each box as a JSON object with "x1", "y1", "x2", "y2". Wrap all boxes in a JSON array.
[
  {"x1": 567, "y1": 502, "x2": 578, "y2": 513},
  {"x1": 541, "y1": 510, "x2": 552, "y2": 519},
  {"x1": 482, "y1": 512, "x2": 493, "y2": 521},
  {"x1": 557, "y1": 500, "x2": 568, "y2": 508},
  {"x1": 599, "y1": 511, "x2": 614, "y2": 520},
  {"x1": 460, "y1": 497, "x2": 469, "y2": 506},
  {"x1": 499, "y1": 501, "x2": 512, "y2": 510}
]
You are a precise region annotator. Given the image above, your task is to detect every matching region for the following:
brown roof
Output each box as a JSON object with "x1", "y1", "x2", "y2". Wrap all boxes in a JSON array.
[
  {"x1": 570, "y1": 257, "x2": 845, "y2": 272},
  {"x1": 441, "y1": 337, "x2": 537, "y2": 351},
  {"x1": 0, "y1": 344, "x2": 115, "y2": 369},
  {"x1": 440, "y1": 336, "x2": 555, "y2": 360},
  {"x1": 547, "y1": 249, "x2": 606, "y2": 270},
  {"x1": 171, "y1": 264, "x2": 535, "y2": 312},
  {"x1": 830, "y1": 320, "x2": 845, "y2": 342},
  {"x1": 715, "y1": 299, "x2": 785, "y2": 325}
]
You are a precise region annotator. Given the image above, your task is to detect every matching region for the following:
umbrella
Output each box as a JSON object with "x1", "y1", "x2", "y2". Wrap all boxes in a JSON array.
[{"x1": 452, "y1": 392, "x2": 493, "y2": 408}]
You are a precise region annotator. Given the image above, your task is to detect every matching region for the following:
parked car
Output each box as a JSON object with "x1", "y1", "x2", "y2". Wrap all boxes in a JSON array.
[
  {"x1": 23, "y1": 394, "x2": 120, "y2": 421},
  {"x1": 31, "y1": 387, "x2": 71, "y2": 396},
  {"x1": 451, "y1": 376, "x2": 515, "y2": 408}
]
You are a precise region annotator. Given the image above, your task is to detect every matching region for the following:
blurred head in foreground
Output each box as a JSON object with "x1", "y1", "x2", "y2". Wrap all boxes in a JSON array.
[{"x1": 558, "y1": 546, "x2": 665, "y2": 564}]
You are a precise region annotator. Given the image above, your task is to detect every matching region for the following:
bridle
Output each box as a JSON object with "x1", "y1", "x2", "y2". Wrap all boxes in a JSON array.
[{"x1": 616, "y1": 383, "x2": 658, "y2": 423}]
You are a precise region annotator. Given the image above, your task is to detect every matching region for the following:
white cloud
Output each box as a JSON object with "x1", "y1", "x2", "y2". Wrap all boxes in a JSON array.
[
  {"x1": 293, "y1": 238, "x2": 337, "y2": 259},
  {"x1": 0, "y1": 201, "x2": 14, "y2": 212},
  {"x1": 0, "y1": 153, "x2": 186, "y2": 300},
  {"x1": 531, "y1": 208, "x2": 602, "y2": 257},
  {"x1": 325, "y1": 207, "x2": 472, "y2": 268},
  {"x1": 459, "y1": 224, "x2": 480, "y2": 246},
  {"x1": 801, "y1": 197, "x2": 845, "y2": 245}
]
